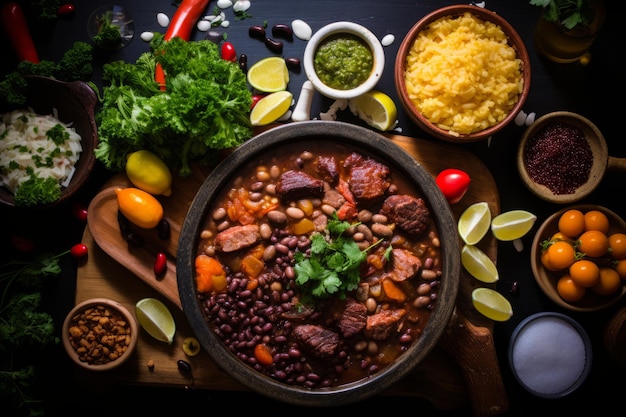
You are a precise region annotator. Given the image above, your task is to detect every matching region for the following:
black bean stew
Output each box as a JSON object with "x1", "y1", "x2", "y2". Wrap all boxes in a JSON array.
[{"x1": 194, "y1": 141, "x2": 443, "y2": 388}]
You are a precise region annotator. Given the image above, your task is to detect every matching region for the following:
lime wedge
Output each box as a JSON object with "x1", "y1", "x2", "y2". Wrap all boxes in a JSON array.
[
  {"x1": 471, "y1": 288, "x2": 513, "y2": 322},
  {"x1": 458, "y1": 202, "x2": 491, "y2": 245},
  {"x1": 135, "y1": 298, "x2": 176, "y2": 344},
  {"x1": 491, "y1": 210, "x2": 537, "y2": 241},
  {"x1": 247, "y1": 56, "x2": 289, "y2": 92},
  {"x1": 348, "y1": 90, "x2": 398, "y2": 131},
  {"x1": 461, "y1": 244, "x2": 499, "y2": 283},
  {"x1": 250, "y1": 91, "x2": 293, "y2": 126}
]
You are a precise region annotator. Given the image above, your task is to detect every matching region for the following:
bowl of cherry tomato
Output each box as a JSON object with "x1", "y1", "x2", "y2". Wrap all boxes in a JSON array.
[{"x1": 530, "y1": 204, "x2": 626, "y2": 312}]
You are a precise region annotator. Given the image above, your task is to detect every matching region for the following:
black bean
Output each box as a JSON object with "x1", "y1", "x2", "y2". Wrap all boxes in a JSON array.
[
  {"x1": 158, "y1": 218, "x2": 170, "y2": 240},
  {"x1": 285, "y1": 57, "x2": 301, "y2": 72},
  {"x1": 264, "y1": 38, "x2": 283, "y2": 54},
  {"x1": 272, "y1": 24, "x2": 293, "y2": 41},
  {"x1": 248, "y1": 25, "x2": 266, "y2": 40},
  {"x1": 239, "y1": 53, "x2": 248, "y2": 73},
  {"x1": 510, "y1": 281, "x2": 519, "y2": 294},
  {"x1": 177, "y1": 359, "x2": 192, "y2": 374}
]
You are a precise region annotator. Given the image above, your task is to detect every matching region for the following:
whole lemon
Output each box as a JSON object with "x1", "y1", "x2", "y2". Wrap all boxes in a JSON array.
[
  {"x1": 115, "y1": 187, "x2": 164, "y2": 229},
  {"x1": 126, "y1": 150, "x2": 172, "y2": 196}
]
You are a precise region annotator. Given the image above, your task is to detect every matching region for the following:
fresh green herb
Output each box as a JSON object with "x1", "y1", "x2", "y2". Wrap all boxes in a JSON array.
[
  {"x1": 0, "y1": 251, "x2": 65, "y2": 416},
  {"x1": 56, "y1": 41, "x2": 94, "y2": 81},
  {"x1": 26, "y1": 0, "x2": 62, "y2": 23},
  {"x1": 14, "y1": 176, "x2": 61, "y2": 207},
  {"x1": 95, "y1": 33, "x2": 252, "y2": 177},
  {"x1": 93, "y1": 11, "x2": 122, "y2": 50},
  {"x1": 530, "y1": 0, "x2": 596, "y2": 29},
  {"x1": 294, "y1": 214, "x2": 388, "y2": 302},
  {"x1": 0, "y1": 72, "x2": 28, "y2": 110}
]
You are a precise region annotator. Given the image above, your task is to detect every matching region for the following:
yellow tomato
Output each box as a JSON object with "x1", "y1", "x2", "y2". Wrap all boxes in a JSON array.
[
  {"x1": 546, "y1": 240, "x2": 576, "y2": 270},
  {"x1": 609, "y1": 233, "x2": 626, "y2": 260},
  {"x1": 592, "y1": 267, "x2": 621, "y2": 296},
  {"x1": 569, "y1": 259, "x2": 600, "y2": 288},
  {"x1": 115, "y1": 187, "x2": 164, "y2": 229},
  {"x1": 583, "y1": 210, "x2": 610, "y2": 233},
  {"x1": 558, "y1": 209, "x2": 585, "y2": 238},
  {"x1": 577, "y1": 230, "x2": 609, "y2": 258},
  {"x1": 556, "y1": 275, "x2": 586, "y2": 302},
  {"x1": 125, "y1": 150, "x2": 173, "y2": 196}
]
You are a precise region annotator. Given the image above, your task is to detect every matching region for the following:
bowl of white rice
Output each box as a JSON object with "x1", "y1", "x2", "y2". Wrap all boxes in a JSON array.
[
  {"x1": 394, "y1": 4, "x2": 530, "y2": 142},
  {"x1": 0, "y1": 76, "x2": 98, "y2": 208}
]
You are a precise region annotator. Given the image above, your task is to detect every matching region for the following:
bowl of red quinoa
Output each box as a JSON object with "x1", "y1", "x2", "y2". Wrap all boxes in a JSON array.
[
  {"x1": 177, "y1": 121, "x2": 460, "y2": 406},
  {"x1": 517, "y1": 111, "x2": 608, "y2": 204}
]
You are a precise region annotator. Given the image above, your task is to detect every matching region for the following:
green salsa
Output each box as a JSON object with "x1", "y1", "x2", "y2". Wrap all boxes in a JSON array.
[{"x1": 313, "y1": 34, "x2": 374, "y2": 90}]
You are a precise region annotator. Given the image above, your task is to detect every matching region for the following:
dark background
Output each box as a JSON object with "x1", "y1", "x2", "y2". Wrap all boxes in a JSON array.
[{"x1": 1, "y1": 0, "x2": 625, "y2": 415}]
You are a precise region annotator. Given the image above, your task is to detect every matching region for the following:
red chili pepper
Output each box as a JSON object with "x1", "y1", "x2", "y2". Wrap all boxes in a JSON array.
[
  {"x1": 1, "y1": 2, "x2": 40, "y2": 63},
  {"x1": 154, "y1": 252, "x2": 167, "y2": 276},
  {"x1": 155, "y1": 0, "x2": 211, "y2": 90},
  {"x1": 435, "y1": 168, "x2": 471, "y2": 205},
  {"x1": 221, "y1": 41, "x2": 237, "y2": 62},
  {"x1": 70, "y1": 243, "x2": 88, "y2": 259}
]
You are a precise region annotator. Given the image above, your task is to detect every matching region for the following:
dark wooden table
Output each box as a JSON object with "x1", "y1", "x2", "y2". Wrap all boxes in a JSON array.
[{"x1": 1, "y1": 0, "x2": 625, "y2": 416}]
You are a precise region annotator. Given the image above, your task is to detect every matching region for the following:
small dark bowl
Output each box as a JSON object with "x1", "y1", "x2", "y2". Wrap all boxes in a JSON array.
[
  {"x1": 177, "y1": 121, "x2": 460, "y2": 407},
  {"x1": 394, "y1": 4, "x2": 530, "y2": 142},
  {"x1": 0, "y1": 75, "x2": 98, "y2": 208}
]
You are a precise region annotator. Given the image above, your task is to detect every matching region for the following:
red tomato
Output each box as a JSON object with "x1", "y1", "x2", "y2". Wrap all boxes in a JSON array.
[
  {"x1": 435, "y1": 168, "x2": 471, "y2": 204},
  {"x1": 221, "y1": 41, "x2": 237, "y2": 62},
  {"x1": 70, "y1": 243, "x2": 88, "y2": 259}
]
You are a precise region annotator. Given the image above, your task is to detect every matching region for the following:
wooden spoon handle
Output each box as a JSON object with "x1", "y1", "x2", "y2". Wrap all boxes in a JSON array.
[
  {"x1": 441, "y1": 312, "x2": 509, "y2": 416},
  {"x1": 607, "y1": 156, "x2": 626, "y2": 173}
]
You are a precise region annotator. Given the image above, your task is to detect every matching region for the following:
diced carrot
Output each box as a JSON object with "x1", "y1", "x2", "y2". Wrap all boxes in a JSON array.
[
  {"x1": 195, "y1": 254, "x2": 226, "y2": 293},
  {"x1": 246, "y1": 277, "x2": 259, "y2": 291},
  {"x1": 382, "y1": 277, "x2": 407, "y2": 302},
  {"x1": 292, "y1": 218, "x2": 316, "y2": 235},
  {"x1": 254, "y1": 343, "x2": 274, "y2": 366},
  {"x1": 241, "y1": 254, "x2": 264, "y2": 278}
]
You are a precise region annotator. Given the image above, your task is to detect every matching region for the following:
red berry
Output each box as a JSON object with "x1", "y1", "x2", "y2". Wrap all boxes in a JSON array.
[
  {"x1": 57, "y1": 3, "x2": 75, "y2": 17},
  {"x1": 221, "y1": 42, "x2": 237, "y2": 62},
  {"x1": 70, "y1": 243, "x2": 88, "y2": 258},
  {"x1": 154, "y1": 252, "x2": 167, "y2": 276}
]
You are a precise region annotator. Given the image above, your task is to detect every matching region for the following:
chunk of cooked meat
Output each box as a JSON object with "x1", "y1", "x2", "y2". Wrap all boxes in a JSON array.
[
  {"x1": 293, "y1": 324, "x2": 340, "y2": 358},
  {"x1": 214, "y1": 224, "x2": 260, "y2": 252},
  {"x1": 380, "y1": 194, "x2": 430, "y2": 235},
  {"x1": 390, "y1": 248, "x2": 421, "y2": 282},
  {"x1": 365, "y1": 309, "x2": 407, "y2": 340},
  {"x1": 316, "y1": 155, "x2": 339, "y2": 185},
  {"x1": 276, "y1": 170, "x2": 325, "y2": 202},
  {"x1": 343, "y1": 152, "x2": 391, "y2": 205}
]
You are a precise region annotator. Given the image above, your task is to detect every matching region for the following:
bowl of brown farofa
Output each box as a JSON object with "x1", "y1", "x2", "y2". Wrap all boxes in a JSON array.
[
  {"x1": 62, "y1": 298, "x2": 138, "y2": 371},
  {"x1": 394, "y1": 4, "x2": 530, "y2": 142}
]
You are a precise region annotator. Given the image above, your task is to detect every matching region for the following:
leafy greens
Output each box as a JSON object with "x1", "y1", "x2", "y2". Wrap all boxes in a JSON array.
[{"x1": 94, "y1": 33, "x2": 253, "y2": 177}]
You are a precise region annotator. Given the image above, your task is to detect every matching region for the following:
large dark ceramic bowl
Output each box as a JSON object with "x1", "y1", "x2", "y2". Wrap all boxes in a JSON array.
[
  {"x1": 0, "y1": 75, "x2": 98, "y2": 208},
  {"x1": 177, "y1": 121, "x2": 460, "y2": 406}
]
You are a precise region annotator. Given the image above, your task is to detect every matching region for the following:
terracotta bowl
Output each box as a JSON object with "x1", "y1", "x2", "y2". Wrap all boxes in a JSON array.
[
  {"x1": 530, "y1": 204, "x2": 626, "y2": 312},
  {"x1": 62, "y1": 298, "x2": 138, "y2": 371},
  {"x1": 303, "y1": 21, "x2": 385, "y2": 100},
  {"x1": 394, "y1": 4, "x2": 530, "y2": 142},
  {"x1": 177, "y1": 121, "x2": 460, "y2": 406},
  {"x1": 0, "y1": 75, "x2": 98, "y2": 208},
  {"x1": 517, "y1": 111, "x2": 620, "y2": 204}
]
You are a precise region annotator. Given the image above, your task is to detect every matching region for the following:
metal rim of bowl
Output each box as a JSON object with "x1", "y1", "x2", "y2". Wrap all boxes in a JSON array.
[
  {"x1": 394, "y1": 4, "x2": 531, "y2": 142},
  {"x1": 508, "y1": 312, "x2": 593, "y2": 399},
  {"x1": 303, "y1": 21, "x2": 385, "y2": 100},
  {"x1": 177, "y1": 120, "x2": 460, "y2": 406}
]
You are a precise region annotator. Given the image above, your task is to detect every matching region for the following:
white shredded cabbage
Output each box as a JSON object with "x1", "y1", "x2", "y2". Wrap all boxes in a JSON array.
[{"x1": 0, "y1": 109, "x2": 82, "y2": 193}]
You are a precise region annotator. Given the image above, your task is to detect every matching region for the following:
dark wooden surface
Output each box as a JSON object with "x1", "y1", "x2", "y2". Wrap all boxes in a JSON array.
[{"x1": 1, "y1": 0, "x2": 625, "y2": 416}]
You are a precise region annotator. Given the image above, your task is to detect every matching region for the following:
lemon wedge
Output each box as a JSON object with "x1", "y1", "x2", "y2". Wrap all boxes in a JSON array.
[
  {"x1": 471, "y1": 288, "x2": 513, "y2": 322},
  {"x1": 247, "y1": 57, "x2": 289, "y2": 92},
  {"x1": 458, "y1": 202, "x2": 491, "y2": 245},
  {"x1": 461, "y1": 244, "x2": 499, "y2": 283},
  {"x1": 135, "y1": 298, "x2": 176, "y2": 344},
  {"x1": 491, "y1": 210, "x2": 537, "y2": 241},
  {"x1": 348, "y1": 90, "x2": 398, "y2": 131},
  {"x1": 250, "y1": 91, "x2": 293, "y2": 126}
]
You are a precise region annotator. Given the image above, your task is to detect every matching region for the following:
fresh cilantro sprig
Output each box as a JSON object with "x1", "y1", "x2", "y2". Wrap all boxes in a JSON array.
[{"x1": 294, "y1": 214, "x2": 389, "y2": 302}]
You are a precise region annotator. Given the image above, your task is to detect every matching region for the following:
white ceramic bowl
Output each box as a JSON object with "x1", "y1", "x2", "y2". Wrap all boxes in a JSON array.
[{"x1": 303, "y1": 21, "x2": 385, "y2": 100}]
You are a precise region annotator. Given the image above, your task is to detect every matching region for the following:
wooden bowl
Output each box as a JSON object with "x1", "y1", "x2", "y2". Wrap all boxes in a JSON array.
[
  {"x1": 0, "y1": 75, "x2": 98, "y2": 208},
  {"x1": 394, "y1": 4, "x2": 530, "y2": 142},
  {"x1": 303, "y1": 21, "x2": 385, "y2": 100},
  {"x1": 517, "y1": 111, "x2": 614, "y2": 204},
  {"x1": 530, "y1": 204, "x2": 626, "y2": 312},
  {"x1": 62, "y1": 298, "x2": 138, "y2": 371}
]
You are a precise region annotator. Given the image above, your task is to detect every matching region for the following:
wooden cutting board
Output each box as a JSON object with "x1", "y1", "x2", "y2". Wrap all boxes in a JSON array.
[{"x1": 76, "y1": 130, "x2": 505, "y2": 415}]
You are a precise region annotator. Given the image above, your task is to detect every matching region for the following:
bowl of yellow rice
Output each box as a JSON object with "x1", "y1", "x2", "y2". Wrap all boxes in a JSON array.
[{"x1": 394, "y1": 4, "x2": 530, "y2": 142}]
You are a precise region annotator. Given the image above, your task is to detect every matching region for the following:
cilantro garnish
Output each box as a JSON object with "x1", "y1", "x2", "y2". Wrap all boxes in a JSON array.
[{"x1": 294, "y1": 214, "x2": 389, "y2": 302}]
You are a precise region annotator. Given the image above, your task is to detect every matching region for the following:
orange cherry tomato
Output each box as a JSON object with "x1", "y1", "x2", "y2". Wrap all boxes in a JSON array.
[
  {"x1": 615, "y1": 259, "x2": 626, "y2": 280},
  {"x1": 569, "y1": 259, "x2": 600, "y2": 288},
  {"x1": 577, "y1": 230, "x2": 609, "y2": 258},
  {"x1": 556, "y1": 275, "x2": 586, "y2": 302},
  {"x1": 609, "y1": 233, "x2": 626, "y2": 260},
  {"x1": 558, "y1": 209, "x2": 585, "y2": 238},
  {"x1": 583, "y1": 210, "x2": 610, "y2": 233},
  {"x1": 546, "y1": 240, "x2": 576, "y2": 270},
  {"x1": 592, "y1": 267, "x2": 622, "y2": 296},
  {"x1": 541, "y1": 250, "x2": 560, "y2": 272}
]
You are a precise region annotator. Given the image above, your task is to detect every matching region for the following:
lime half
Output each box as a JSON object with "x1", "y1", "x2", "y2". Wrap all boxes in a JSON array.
[
  {"x1": 247, "y1": 56, "x2": 289, "y2": 92},
  {"x1": 491, "y1": 210, "x2": 537, "y2": 241},
  {"x1": 458, "y1": 202, "x2": 491, "y2": 245},
  {"x1": 461, "y1": 244, "x2": 499, "y2": 283},
  {"x1": 250, "y1": 91, "x2": 293, "y2": 126},
  {"x1": 135, "y1": 298, "x2": 176, "y2": 344},
  {"x1": 471, "y1": 288, "x2": 513, "y2": 322}
]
